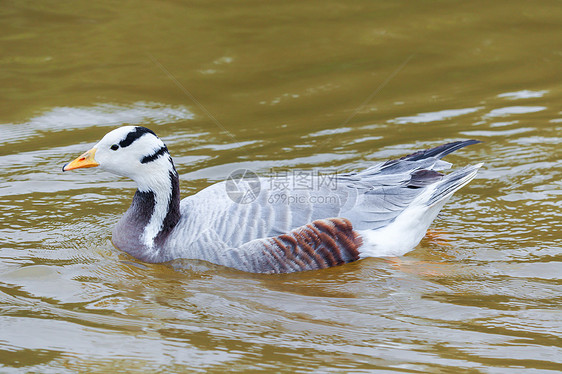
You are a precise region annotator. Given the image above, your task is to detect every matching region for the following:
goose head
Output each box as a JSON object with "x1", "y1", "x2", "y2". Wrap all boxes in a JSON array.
[
  {"x1": 63, "y1": 126, "x2": 176, "y2": 192},
  {"x1": 63, "y1": 126, "x2": 181, "y2": 258}
]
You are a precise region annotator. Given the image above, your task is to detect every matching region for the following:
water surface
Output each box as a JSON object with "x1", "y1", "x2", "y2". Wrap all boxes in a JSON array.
[{"x1": 1, "y1": 0, "x2": 561, "y2": 372}]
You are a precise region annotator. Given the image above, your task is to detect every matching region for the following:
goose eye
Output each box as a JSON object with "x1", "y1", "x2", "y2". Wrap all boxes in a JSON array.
[{"x1": 110, "y1": 144, "x2": 119, "y2": 151}]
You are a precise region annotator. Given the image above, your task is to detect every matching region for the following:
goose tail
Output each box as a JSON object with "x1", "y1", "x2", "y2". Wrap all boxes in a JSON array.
[
  {"x1": 358, "y1": 162, "x2": 483, "y2": 258},
  {"x1": 428, "y1": 162, "x2": 483, "y2": 206}
]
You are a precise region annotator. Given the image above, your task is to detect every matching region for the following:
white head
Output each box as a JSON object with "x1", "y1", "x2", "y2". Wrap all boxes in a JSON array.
[{"x1": 63, "y1": 126, "x2": 176, "y2": 192}]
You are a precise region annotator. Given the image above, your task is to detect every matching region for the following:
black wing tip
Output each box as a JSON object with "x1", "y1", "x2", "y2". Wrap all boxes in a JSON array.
[
  {"x1": 438, "y1": 139, "x2": 482, "y2": 148},
  {"x1": 457, "y1": 139, "x2": 482, "y2": 147},
  {"x1": 400, "y1": 139, "x2": 482, "y2": 162},
  {"x1": 438, "y1": 139, "x2": 482, "y2": 157}
]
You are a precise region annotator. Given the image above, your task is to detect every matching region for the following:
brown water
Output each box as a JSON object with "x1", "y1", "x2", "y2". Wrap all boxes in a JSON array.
[{"x1": 1, "y1": 0, "x2": 561, "y2": 372}]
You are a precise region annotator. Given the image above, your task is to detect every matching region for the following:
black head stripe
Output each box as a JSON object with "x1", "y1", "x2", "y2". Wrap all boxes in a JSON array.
[
  {"x1": 119, "y1": 127, "x2": 157, "y2": 148},
  {"x1": 141, "y1": 145, "x2": 169, "y2": 164}
]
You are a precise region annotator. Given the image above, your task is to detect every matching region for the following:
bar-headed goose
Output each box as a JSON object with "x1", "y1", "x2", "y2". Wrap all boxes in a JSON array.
[{"x1": 63, "y1": 126, "x2": 482, "y2": 273}]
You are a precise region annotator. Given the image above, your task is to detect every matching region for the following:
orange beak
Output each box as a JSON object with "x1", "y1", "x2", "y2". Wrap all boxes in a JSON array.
[{"x1": 62, "y1": 148, "x2": 99, "y2": 171}]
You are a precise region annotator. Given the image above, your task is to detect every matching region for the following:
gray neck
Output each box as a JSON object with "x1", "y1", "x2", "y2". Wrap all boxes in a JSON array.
[{"x1": 112, "y1": 170, "x2": 181, "y2": 262}]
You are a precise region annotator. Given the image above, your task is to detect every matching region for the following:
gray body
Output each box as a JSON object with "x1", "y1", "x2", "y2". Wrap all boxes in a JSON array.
[{"x1": 109, "y1": 135, "x2": 482, "y2": 273}]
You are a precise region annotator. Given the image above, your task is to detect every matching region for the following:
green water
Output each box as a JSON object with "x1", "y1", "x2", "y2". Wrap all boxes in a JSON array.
[{"x1": 1, "y1": 0, "x2": 561, "y2": 372}]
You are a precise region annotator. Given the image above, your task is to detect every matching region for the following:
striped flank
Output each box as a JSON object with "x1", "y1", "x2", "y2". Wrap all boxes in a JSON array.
[{"x1": 243, "y1": 218, "x2": 362, "y2": 273}]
